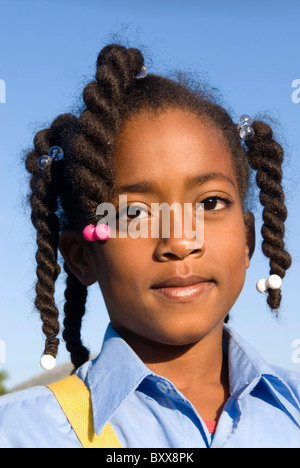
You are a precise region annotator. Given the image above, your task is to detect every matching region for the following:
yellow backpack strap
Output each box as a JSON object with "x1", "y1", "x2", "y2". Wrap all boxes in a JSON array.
[{"x1": 47, "y1": 374, "x2": 122, "y2": 448}]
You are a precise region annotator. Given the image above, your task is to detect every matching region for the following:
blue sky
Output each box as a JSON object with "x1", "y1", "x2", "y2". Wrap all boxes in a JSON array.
[{"x1": 1, "y1": 0, "x2": 300, "y2": 389}]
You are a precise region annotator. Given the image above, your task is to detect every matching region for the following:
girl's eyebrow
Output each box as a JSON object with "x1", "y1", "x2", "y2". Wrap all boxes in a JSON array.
[{"x1": 116, "y1": 172, "x2": 236, "y2": 194}]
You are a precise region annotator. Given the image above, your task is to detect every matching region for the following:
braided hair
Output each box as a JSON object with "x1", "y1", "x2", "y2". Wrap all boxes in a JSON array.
[{"x1": 25, "y1": 44, "x2": 292, "y2": 369}]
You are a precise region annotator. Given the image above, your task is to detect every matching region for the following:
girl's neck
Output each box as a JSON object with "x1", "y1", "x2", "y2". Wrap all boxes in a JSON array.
[
  {"x1": 121, "y1": 322, "x2": 228, "y2": 394},
  {"x1": 121, "y1": 322, "x2": 230, "y2": 421}
]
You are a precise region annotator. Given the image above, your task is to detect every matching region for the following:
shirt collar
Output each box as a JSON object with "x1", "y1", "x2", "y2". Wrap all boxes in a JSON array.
[
  {"x1": 224, "y1": 324, "x2": 265, "y2": 398},
  {"x1": 86, "y1": 324, "x2": 152, "y2": 435},
  {"x1": 86, "y1": 323, "x2": 300, "y2": 435},
  {"x1": 225, "y1": 324, "x2": 300, "y2": 427}
]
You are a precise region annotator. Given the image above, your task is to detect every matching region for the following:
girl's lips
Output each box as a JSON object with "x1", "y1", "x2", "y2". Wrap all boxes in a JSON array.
[{"x1": 151, "y1": 281, "x2": 214, "y2": 302}]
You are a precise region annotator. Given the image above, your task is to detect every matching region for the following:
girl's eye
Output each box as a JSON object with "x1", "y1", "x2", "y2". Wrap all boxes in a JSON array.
[
  {"x1": 201, "y1": 197, "x2": 232, "y2": 212},
  {"x1": 118, "y1": 203, "x2": 150, "y2": 220}
]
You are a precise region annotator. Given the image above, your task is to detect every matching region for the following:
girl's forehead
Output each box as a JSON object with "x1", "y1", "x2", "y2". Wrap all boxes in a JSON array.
[{"x1": 114, "y1": 108, "x2": 238, "y2": 193}]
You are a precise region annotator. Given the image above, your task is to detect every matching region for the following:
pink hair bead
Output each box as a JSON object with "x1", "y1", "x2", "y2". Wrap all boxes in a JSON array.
[
  {"x1": 95, "y1": 223, "x2": 111, "y2": 241},
  {"x1": 83, "y1": 224, "x2": 97, "y2": 241},
  {"x1": 83, "y1": 223, "x2": 111, "y2": 242}
]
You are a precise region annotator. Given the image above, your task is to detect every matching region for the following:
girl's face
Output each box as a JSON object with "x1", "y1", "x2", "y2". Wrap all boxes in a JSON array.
[{"x1": 87, "y1": 109, "x2": 254, "y2": 346}]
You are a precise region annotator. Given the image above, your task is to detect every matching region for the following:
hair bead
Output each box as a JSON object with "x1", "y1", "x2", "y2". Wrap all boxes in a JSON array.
[
  {"x1": 95, "y1": 223, "x2": 111, "y2": 241},
  {"x1": 38, "y1": 155, "x2": 52, "y2": 170},
  {"x1": 240, "y1": 125, "x2": 255, "y2": 141},
  {"x1": 38, "y1": 146, "x2": 64, "y2": 170},
  {"x1": 40, "y1": 354, "x2": 56, "y2": 371},
  {"x1": 83, "y1": 224, "x2": 97, "y2": 242},
  {"x1": 135, "y1": 65, "x2": 148, "y2": 79},
  {"x1": 238, "y1": 114, "x2": 255, "y2": 141},
  {"x1": 256, "y1": 274, "x2": 282, "y2": 294},
  {"x1": 83, "y1": 223, "x2": 111, "y2": 242},
  {"x1": 238, "y1": 115, "x2": 253, "y2": 127}
]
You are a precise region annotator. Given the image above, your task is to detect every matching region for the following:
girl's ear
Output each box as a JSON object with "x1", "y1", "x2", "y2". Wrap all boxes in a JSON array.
[
  {"x1": 243, "y1": 212, "x2": 256, "y2": 265},
  {"x1": 59, "y1": 231, "x2": 97, "y2": 286}
]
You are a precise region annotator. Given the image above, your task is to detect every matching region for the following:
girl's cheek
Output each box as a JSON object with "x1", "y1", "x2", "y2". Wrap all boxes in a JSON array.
[
  {"x1": 205, "y1": 218, "x2": 247, "y2": 266},
  {"x1": 100, "y1": 237, "x2": 150, "y2": 272}
]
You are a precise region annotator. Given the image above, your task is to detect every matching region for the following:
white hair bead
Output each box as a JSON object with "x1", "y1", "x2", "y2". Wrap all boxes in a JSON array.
[
  {"x1": 266, "y1": 274, "x2": 282, "y2": 290},
  {"x1": 40, "y1": 354, "x2": 56, "y2": 371},
  {"x1": 256, "y1": 278, "x2": 268, "y2": 294},
  {"x1": 256, "y1": 274, "x2": 282, "y2": 294}
]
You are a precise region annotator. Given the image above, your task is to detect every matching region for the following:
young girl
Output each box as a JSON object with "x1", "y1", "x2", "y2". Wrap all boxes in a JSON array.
[{"x1": 0, "y1": 44, "x2": 299, "y2": 448}]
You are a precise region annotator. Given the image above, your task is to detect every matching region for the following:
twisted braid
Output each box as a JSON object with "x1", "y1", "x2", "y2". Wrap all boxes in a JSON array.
[
  {"x1": 69, "y1": 45, "x2": 145, "y2": 218},
  {"x1": 62, "y1": 263, "x2": 89, "y2": 370},
  {"x1": 25, "y1": 129, "x2": 62, "y2": 358},
  {"x1": 245, "y1": 121, "x2": 292, "y2": 311}
]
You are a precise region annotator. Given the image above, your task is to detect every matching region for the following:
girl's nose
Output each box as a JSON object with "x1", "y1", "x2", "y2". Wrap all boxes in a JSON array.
[
  {"x1": 154, "y1": 221, "x2": 205, "y2": 262},
  {"x1": 154, "y1": 236, "x2": 205, "y2": 262}
]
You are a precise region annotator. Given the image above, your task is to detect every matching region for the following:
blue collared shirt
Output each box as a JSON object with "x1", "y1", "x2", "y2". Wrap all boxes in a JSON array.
[{"x1": 0, "y1": 324, "x2": 300, "y2": 448}]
